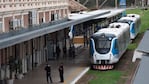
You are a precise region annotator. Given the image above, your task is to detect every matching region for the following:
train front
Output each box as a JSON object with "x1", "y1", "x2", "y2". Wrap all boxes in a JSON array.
[{"x1": 90, "y1": 33, "x2": 118, "y2": 70}]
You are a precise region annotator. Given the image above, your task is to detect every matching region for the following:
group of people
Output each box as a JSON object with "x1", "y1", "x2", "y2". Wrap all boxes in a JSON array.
[
  {"x1": 56, "y1": 45, "x2": 75, "y2": 60},
  {"x1": 44, "y1": 63, "x2": 64, "y2": 84},
  {"x1": 44, "y1": 45, "x2": 75, "y2": 84}
]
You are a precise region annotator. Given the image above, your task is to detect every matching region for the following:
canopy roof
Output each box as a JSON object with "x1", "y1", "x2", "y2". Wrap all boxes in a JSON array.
[{"x1": 0, "y1": 9, "x2": 110, "y2": 49}]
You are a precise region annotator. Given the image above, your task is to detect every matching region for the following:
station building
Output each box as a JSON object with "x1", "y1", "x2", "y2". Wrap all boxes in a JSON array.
[{"x1": 0, "y1": 0, "x2": 87, "y2": 80}]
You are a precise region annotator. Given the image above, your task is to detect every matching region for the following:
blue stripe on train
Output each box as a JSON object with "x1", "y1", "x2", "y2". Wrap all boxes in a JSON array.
[
  {"x1": 112, "y1": 39, "x2": 119, "y2": 56},
  {"x1": 90, "y1": 39, "x2": 94, "y2": 56},
  {"x1": 130, "y1": 22, "x2": 135, "y2": 34}
]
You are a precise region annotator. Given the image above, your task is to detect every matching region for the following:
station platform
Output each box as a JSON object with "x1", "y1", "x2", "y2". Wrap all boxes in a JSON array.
[{"x1": 14, "y1": 47, "x2": 90, "y2": 84}]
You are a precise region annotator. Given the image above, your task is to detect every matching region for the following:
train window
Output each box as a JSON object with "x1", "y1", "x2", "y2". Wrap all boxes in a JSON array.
[
  {"x1": 95, "y1": 39, "x2": 111, "y2": 54},
  {"x1": 93, "y1": 34, "x2": 115, "y2": 54},
  {"x1": 108, "y1": 37, "x2": 112, "y2": 41}
]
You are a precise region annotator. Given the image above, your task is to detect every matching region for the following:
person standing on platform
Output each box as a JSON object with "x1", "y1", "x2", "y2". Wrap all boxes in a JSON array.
[
  {"x1": 44, "y1": 64, "x2": 53, "y2": 84},
  {"x1": 58, "y1": 63, "x2": 64, "y2": 83}
]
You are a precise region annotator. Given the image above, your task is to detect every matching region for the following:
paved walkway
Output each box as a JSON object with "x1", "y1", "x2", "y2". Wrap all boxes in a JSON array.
[{"x1": 14, "y1": 47, "x2": 90, "y2": 84}]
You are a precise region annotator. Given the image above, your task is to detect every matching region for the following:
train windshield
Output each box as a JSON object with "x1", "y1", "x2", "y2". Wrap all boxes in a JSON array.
[{"x1": 92, "y1": 34, "x2": 115, "y2": 54}]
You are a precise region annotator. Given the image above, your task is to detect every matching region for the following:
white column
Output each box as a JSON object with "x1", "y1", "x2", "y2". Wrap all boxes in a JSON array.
[
  {"x1": 2, "y1": 16, "x2": 5, "y2": 32},
  {"x1": 43, "y1": 11, "x2": 46, "y2": 23},
  {"x1": 12, "y1": 15, "x2": 15, "y2": 30},
  {"x1": 21, "y1": 13, "x2": 24, "y2": 27},
  {"x1": 54, "y1": 10, "x2": 57, "y2": 20},
  {"x1": 59, "y1": 9, "x2": 61, "y2": 19},
  {"x1": 49, "y1": 11, "x2": 51, "y2": 22},
  {"x1": 37, "y1": 11, "x2": 39, "y2": 24}
]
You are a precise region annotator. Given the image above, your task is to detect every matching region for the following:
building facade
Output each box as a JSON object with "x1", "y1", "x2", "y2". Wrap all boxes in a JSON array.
[
  {"x1": 0, "y1": 0, "x2": 69, "y2": 33},
  {"x1": 0, "y1": 0, "x2": 69, "y2": 81}
]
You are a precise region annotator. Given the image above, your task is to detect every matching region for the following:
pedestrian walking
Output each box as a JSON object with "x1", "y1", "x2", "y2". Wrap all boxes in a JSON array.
[
  {"x1": 44, "y1": 64, "x2": 53, "y2": 83},
  {"x1": 56, "y1": 45, "x2": 61, "y2": 60},
  {"x1": 58, "y1": 63, "x2": 64, "y2": 83}
]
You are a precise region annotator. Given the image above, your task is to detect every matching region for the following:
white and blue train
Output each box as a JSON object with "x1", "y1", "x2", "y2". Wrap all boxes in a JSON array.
[
  {"x1": 90, "y1": 23, "x2": 130, "y2": 70},
  {"x1": 90, "y1": 14, "x2": 141, "y2": 70},
  {"x1": 118, "y1": 14, "x2": 141, "y2": 39}
]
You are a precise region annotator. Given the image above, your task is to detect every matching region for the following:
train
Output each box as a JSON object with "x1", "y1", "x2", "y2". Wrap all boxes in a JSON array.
[
  {"x1": 90, "y1": 14, "x2": 141, "y2": 70},
  {"x1": 118, "y1": 14, "x2": 141, "y2": 39}
]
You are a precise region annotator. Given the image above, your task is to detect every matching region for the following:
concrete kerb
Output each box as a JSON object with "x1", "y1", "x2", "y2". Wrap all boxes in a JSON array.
[{"x1": 70, "y1": 67, "x2": 90, "y2": 84}]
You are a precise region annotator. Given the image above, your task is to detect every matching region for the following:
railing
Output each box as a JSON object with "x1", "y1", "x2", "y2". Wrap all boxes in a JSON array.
[{"x1": 0, "y1": 17, "x2": 68, "y2": 40}]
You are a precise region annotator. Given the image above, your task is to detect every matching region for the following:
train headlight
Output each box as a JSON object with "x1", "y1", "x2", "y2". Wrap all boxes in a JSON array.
[{"x1": 109, "y1": 37, "x2": 112, "y2": 41}]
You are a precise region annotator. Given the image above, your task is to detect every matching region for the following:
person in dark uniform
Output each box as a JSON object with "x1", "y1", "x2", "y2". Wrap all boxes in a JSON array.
[
  {"x1": 44, "y1": 64, "x2": 53, "y2": 83},
  {"x1": 58, "y1": 63, "x2": 64, "y2": 83}
]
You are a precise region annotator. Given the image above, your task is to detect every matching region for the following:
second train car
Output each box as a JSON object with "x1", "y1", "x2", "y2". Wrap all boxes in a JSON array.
[{"x1": 118, "y1": 14, "x2": 141, "y2": 39}]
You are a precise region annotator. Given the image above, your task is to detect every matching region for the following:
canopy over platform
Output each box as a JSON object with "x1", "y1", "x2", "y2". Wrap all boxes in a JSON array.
[{"x1": 0, "y1": 9, "x2": 110, "y2": 49}]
